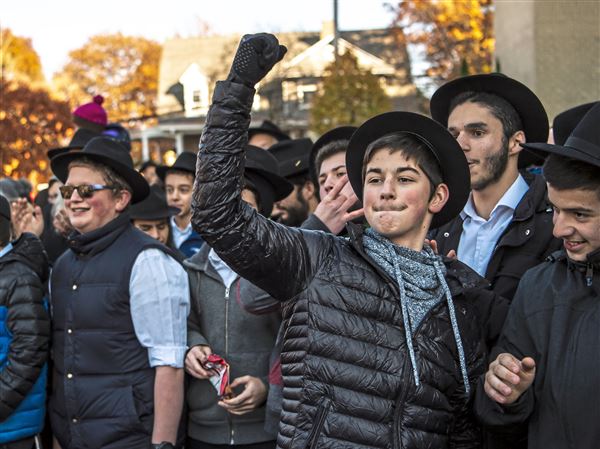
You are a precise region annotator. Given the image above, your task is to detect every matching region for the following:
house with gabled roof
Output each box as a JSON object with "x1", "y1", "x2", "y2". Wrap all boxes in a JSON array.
[{"x1": 135, "y1": 23, "x2": 424, "y2": 160}]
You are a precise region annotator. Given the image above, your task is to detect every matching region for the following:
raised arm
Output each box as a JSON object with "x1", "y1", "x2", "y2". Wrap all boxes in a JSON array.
[{"x1": 191, "y1": 34, "x2": 326, "y2": 301}]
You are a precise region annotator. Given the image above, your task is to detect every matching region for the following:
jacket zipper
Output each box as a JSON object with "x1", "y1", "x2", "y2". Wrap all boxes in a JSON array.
[
  {"x1": 306, "y1": 398, "x2": 331, "y2": 449},
  {"x1": 224, "y1": 285, "x2": 234, "y2": 444},
  {"x1": 392, "y1": 356, "x2": 411, "y2": 449}
]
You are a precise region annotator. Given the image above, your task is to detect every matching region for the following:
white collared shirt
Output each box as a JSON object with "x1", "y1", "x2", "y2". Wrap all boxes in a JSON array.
[{"x1": 457, "y1": 175, "x2": 529, "y2": 276}]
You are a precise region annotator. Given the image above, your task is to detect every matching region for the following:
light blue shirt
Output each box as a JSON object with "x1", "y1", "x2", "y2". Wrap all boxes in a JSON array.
[
  {"x1": 457, "y1": 175, "x2": 529, "y2": 277},
  {"x1": 0, "y1": 243, "x2": 13, "y2": 258},
  {"x1": 170, "y1": 216, "x2": 192, "y2": 249},
  {"x1": 130, "y1": 248, "x2": 190, "y2": 368},
  {"x1": 208, "y1": 248, "x2": 238, "y2": 289}
]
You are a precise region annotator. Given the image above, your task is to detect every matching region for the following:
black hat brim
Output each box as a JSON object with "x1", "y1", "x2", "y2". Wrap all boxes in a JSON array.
[
  {"x1": 248, "y1": 127, "x2": 290, "y2": 142},
  {"x1": 521, "y1": 141, "x2": 600, "y2": 168},
  {"x1": 346, "y1": 111, "x2": 470, "y2": 229},
  {"x1": 130, "y1": 206, "x2": 180, "y2": 221},
  {"x1": 430, "y1": 74, "x2": 549, "y2": 168},
  {"x1": 51, "y1": 151, "x2": 150, "y2": 204}
]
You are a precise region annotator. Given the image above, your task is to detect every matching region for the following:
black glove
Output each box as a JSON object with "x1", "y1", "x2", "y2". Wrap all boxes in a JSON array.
[{"x1": 227, "y1": 33, "x2": 287, "y2": 87}]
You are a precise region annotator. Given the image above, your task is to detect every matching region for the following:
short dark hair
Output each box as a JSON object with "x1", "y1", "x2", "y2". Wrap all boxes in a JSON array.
[
  {"x1": 0, "y1": 217, "x2": 11, "y2": 247},
  {"x1": 543, "y1": 154, "x2": 600, "y2": 200},
  {"x1": 450, "y1": 91, "x2": 523, "y2": 141},
  {"x1": 315, "y1": 140, "x2": 348, "y2": 177},
  {"x1": 362, "y1": 132, "x2": 443, "y2": 198}
]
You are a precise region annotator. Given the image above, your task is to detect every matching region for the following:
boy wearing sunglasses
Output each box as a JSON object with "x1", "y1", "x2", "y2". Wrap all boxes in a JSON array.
[{"x1": 48, "y1": 137, "x2": 190, "y2": 449}]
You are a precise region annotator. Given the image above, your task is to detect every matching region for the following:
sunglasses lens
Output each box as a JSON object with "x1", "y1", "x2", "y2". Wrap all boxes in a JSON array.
[
  {"x1": 59, "y1": 186, "x2": 74, "y2": 199},
  {"x1": 78, "y1": 185, "x2": 94, "y2": 198}
]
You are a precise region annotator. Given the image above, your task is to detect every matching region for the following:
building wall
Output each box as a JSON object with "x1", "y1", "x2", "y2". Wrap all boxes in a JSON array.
[{"x1": 495, "y1": 0, "x2": 599, "y2": 122}]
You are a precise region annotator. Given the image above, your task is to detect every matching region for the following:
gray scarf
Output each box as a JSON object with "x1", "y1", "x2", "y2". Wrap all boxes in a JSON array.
[{"x1": 363, "y1": 228, "x2": 470, "y2": 396}]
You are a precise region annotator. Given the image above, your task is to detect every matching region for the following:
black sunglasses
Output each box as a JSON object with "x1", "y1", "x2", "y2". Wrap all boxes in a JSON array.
[{"x1": 59, "y1": 184, "x2": 116, "y2": 199}]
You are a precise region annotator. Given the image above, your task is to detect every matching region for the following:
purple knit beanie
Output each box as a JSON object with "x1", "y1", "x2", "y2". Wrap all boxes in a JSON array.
[{"x1": 73, "y1": 95, "x2": 108, "y2": 129}]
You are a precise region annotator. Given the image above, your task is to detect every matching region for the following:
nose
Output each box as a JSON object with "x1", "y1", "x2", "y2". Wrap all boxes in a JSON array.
[
  {"x1": 147, "y1": 227, "x2": 160, "y2": 240},
  {"x1": 552, "y1": 211, "x2": 573, "y2": 239},
  {"x1": 323, "y1": 174, "x2": 336, "y2": 194},
  {"x1": 455, "y1": 131, "x2": 470, "y2": 151},
  {"x1": 379, "y1": 177, "x2": 396, "y2": 200}
]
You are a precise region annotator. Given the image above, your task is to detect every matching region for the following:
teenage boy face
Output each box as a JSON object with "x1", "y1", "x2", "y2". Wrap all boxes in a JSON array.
[
  {"x1": 448, "y1": 102, "x2": 511, "y2": 191},
  {"x1": 65, "y1": 165, "x2": 130, "y2": 234},
  {"x1": 133, "y1": 219, "x2": 170, "y2": 244},
  {"x1": 165, "y1": 172, "x2": 193, "y2": 219},
  {"x1": 362, "y1": 148, "x2": 447, "y2": 249},
  {"x1": 318, "y1": 151, "x2": 346, "y2": 199},
  {"x1": 548, "y1": 184, "x2": 600, "y2": 261}
]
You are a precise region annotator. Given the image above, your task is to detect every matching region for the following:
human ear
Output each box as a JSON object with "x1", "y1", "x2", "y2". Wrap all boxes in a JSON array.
[
  {"x1": 509, "y1": 130, "x2": 526, "y2": 156},
  {"x1": 428, "y1": 183, "x2": 449, "y2": 215},
  {"x1": 301, "y1": 180, "x2": 316, "y2": 201},
  {"x1": 115, "y1": 190, "x2": 133, "y2": 212}
]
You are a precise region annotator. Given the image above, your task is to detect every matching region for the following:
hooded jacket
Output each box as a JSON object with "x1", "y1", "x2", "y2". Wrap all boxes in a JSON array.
[
  {"x1": 184, "y1": 245, "x2": 280, "y2": 445},
  {"x1": 474, "y1": 249, "x2": 600, "y2": 449},
  {"x1": 192, "y1": 80, "x2": 509, "y2": 449},
  {"x1": 428, "y1": 174, "x2": 562, "y2": 301},
  {"x1": 0, "y1": 233, "x2": 50, "y2": 443}
]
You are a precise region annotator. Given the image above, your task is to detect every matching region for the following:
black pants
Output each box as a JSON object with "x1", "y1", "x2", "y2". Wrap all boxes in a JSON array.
[{"x1": 187, "y1": 439, "x2": 276, "y2": 449}]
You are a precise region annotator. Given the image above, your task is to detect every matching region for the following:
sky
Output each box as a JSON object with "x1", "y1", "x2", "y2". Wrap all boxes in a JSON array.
[{"x1": 2, "y1": 0, "x2": 397, "y2": 80}]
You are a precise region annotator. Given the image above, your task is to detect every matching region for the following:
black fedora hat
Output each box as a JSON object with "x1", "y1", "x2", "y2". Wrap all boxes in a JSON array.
[
  {"x1": 521, "y1": 101, "x2": 600, "y2": 168},
  {"x1": 156, "y1": 151, "x2": 197, "y2": 181},
  {"x1": 268, "y1": 138, "x2": 314, "y2": 178},
  {"x1": 130, "y1": 184, "x2": 180, "y2": 221},
  {"x1": 47, "y1": 128, "x2": 102, "y2": 159},
  {"x1": 552, "y1": 102, "x2": 598, "y2": 146},
  {"x1": 50, "y1": 136, "x2": 150, "y2": 204},
  {"x1": 0, "y1": 195, "x2": 10, "y2": 220},
  {"x1": 244, "y1": 145, "x2": 293, "y2": 216},
  {"x1": 346, "y1": 111, "x2": 470, "y2": 229},
  {"x1": 309, "y1": 126, "x2": 357, "y2": 188},
  {"x1": 248, "y1": 120, "x2": 290, "y2": 143},
  {"x1": 430, "y1": 73, "x2": 549, "y2": 168}
]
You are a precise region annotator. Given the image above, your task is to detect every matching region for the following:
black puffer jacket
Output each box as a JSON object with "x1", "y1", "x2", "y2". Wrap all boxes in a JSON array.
[
  {"x1": 429, "y1": 174, "x2": 562, "y2": 301},
  {"x1": 192, "y1": 80, "x2": 508, "y2": 449},
  {"x1": 0, "y1": 233, "x2": 50, "y2": 420}
]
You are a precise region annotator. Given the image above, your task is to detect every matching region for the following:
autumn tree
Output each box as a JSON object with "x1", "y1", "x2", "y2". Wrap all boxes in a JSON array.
[
  {"x1": 1, "y1": 28, "x2": 44, "y2": 85},
  {"x1": 53, "y1": 34, "x2": 162, "y2": 122},
  {"x1": 392, "y1": 0, "x2": 494, "y2": 84},
  {"x1": 310, "y1": 51, "x2": 391, "y2": 136},
  {"x1": 1, "y1": 81, "x2": 73, "y2": 183}
]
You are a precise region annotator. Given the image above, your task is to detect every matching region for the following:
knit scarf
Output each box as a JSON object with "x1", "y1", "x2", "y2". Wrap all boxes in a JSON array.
[{"x1": 362, "y1": 228, "x2": 470, "y2": 395}]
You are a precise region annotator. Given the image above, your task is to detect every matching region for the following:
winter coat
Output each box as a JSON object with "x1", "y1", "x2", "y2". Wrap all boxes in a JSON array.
[
  {"x1": 474, "y1": 248, "x2": 600, "y2": 449},
  {"x1": 184, "y1": 245, "x2": 280, "y2": 445},
  {"x1": 0, "y1": 233, "x2": 50, "y2": 442},
  {"x1": 428, "y1": 174, "x2": 562, "y2": 301},
  {"x1": 191, "y1": 80, "x2": 509, "y2": 449}
]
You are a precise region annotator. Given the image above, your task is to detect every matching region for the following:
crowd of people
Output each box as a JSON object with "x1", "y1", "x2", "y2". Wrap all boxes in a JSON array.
[{"x1": 0, "y1": 33, "x2": 598, "y2": 449}]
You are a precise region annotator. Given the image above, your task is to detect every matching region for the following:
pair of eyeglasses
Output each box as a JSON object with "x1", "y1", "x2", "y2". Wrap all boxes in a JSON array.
[{"x1": 59, "y1": 184, "x2": 116, "y2": 199}]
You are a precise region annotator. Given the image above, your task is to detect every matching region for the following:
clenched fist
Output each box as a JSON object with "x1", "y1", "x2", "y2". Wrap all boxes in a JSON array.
[{"x1": 227, "y1": 33, "x2": 287, "y2": 87}]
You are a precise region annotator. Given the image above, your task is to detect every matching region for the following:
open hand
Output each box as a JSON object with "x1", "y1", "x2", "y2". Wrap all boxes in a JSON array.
[
  {"x1": 218, "y1": 375, "x2": 267, "y2": 415},
  {"x1": 314, "y1": 175, "x2": 364, "y2": 235},
  {"x1": 484, "y1": 353, "x2": 536, "y2": 405},
  {"x1": 11, "y1": 198, "x2": 44, "y2": 238}
]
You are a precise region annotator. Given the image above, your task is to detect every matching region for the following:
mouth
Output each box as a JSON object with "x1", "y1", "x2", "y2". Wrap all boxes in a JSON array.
[
  {"x1": 564, "y1": 239, "x2": 586, "y2": 251},
  {"x1": 373, "y1": 206, "x2": 406, "y2": 212},
  {"x1": 467, "y1": 160, "x2": 478, "y2": 167},
  {"x1": 69, "y1": 207, "x2": 90, "y2": 214}
]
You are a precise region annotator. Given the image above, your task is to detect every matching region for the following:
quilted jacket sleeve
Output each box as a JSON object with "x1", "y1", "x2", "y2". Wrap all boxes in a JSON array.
[
  {"x1": 191, "y1": 80, "x2": 324, "y2": 302},
  {"x1": 0, "y1": 271, "x2": 50, "y2": 421}
]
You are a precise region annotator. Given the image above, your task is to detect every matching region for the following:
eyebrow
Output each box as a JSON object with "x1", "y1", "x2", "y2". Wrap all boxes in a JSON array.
[
  {"x1": 366, "y1": 166, "x2": 420, "y2": 175},
  {"x1": 448, "y1": 122, "x2": 489, "y2": 131},
  {"x1": 548, "y1": 201, "x2": 595, "y2": 214},
  {"x1": 319, "y1": 165, "x2": 346, "y2": 177}
]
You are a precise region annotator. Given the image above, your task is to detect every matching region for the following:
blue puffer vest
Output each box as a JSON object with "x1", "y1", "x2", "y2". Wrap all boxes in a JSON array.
[
  {"x1": 0, "y1": 307, "x2": 47, "y2": 443},
  {"x1": 49, "y1": 214, "x2": 172, "y2": 449}
]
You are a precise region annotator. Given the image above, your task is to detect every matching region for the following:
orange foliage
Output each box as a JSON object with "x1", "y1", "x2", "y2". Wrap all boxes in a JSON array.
[
  {"x1": 392, "y1": 0, "x2": 494, "y2": 84},
  {"x1": 52, "y1": 33, "x2": 162, "y2": 122}
]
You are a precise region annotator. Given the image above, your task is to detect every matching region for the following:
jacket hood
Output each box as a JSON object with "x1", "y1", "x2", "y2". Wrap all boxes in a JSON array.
[
  {"x1": 0, "y1": 233, "x2": 49, "y2": 282},
  {"x1": 183, "y1": 243, "x2": 210, "y2": 272}
]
